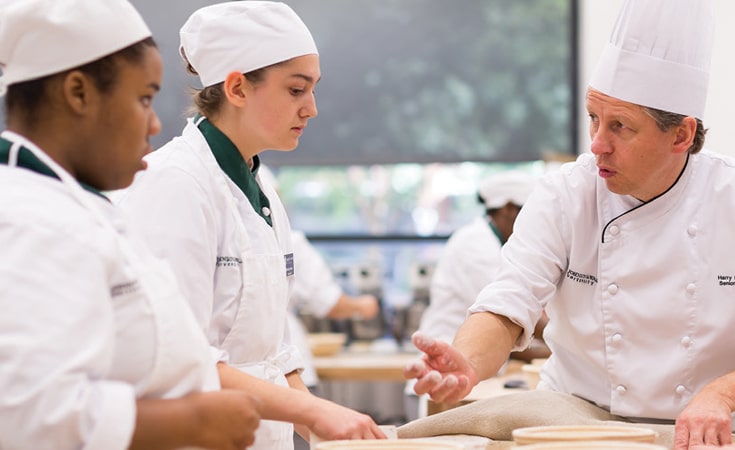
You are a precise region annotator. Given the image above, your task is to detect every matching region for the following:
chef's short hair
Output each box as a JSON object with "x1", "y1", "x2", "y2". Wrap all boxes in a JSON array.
[{"x1": 642, "y1": 106, "x2": 706, "y2": 155}]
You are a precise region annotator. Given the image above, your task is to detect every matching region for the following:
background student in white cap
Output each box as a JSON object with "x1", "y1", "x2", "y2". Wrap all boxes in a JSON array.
[
  {"x1": 0, "y1": 0, "x2": 261, "y2": 449},
  {"x1": 403, "y1": 171, "x2": 547, "y2": 420},
  {"x1": 116, "y1": 2, "x2": 384, "y2": 448},
  {"x1": 403, "y1": 0, "x2": 735, "y2": 448}
]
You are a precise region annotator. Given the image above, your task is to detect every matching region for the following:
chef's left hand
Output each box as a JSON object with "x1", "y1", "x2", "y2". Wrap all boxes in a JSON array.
[{"x1": 674, "y1": 378, "x2": 735, "y2": 449}]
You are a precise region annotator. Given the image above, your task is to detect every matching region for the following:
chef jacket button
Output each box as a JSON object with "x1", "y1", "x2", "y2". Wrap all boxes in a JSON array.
[
  {"x1": 611, "y1": 333, "x2": 623, "y2": 344},
  {"x1": 616, "y1": 385, "x2": 627, "y2": 394},
  {"x1": 687, "y1": 225, "x2": 698, "y2": 236},
  {"x1": 675, "y1": 385, "x2": 686, "y2": 395},
  {"x1": 262, "y1": 206, "x2": 271, "y2": 217},
  {"x1": 681, "y1": 336, "x2": 692, "y2": 347},
  {"x1": 609, "y1": 225, "x2": 620, "y2": 236},
  {"x1": 686, "y1": 283, "x2": 696, "y2": 295},
  {"x1": 607, "y1": 284, "x2": 619, "y2": 295}
]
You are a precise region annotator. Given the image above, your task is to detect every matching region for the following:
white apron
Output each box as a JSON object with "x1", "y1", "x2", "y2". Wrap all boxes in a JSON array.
[{"x1": 189, "y1": 119, "x2": 296, "y2": 450}]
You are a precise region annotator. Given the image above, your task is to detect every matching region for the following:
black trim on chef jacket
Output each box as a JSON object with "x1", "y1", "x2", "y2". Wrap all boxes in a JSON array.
[
  {"x1": 600, "y1": 154, "x2": 689, "y2": 243},
  {"x1": 0, "y1": 136, "x2": 107, "y2": 199},
  {"x1": 195, "y1": 116, "x2": 273, "y2": 227}
]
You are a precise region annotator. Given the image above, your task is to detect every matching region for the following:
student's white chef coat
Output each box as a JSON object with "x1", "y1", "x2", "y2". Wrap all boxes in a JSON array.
[
  {"x1": 470, "y1": 151, "x2": 735, "y2": 421},
  {"x1": 419, "y1": 217, "x2": 503, "y2": 343},
  {"x1": 0, "y1": 132, "x2": 218, "y2": 450},
  {"x1": 118, "y1": 117, "x2": 304, "y2": 450}
]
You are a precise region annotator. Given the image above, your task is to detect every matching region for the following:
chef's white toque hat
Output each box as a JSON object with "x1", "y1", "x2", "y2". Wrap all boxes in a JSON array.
[
  {"x1": 180, "y1": 1, "x2": 318, "y2": 88},
  {"x1": 589, "y1": 0, "x2": 715, "y2": 119},
  {"x1": 0, "y1": 0, "x2": 151, "y2": 96},
  {"x1": 478, "y1": 171, "x2": 536, "y2": 210}
]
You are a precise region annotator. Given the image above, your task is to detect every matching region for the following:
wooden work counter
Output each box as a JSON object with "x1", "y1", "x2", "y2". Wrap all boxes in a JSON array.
[{"x1": 313, "y1": 347, "x2": 419, "y2": 382}]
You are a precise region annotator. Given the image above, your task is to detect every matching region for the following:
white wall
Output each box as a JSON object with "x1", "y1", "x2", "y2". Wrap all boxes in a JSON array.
[{"x1": 578, "y1": 0, "x2": 735, "y2": 156}]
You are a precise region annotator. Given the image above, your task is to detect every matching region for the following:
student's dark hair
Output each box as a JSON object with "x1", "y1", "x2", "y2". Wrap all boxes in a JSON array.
[
  {"x1": 642, "y1": 106, "x2": 707, "y2": 154},
  {"x1": 5, "y1": 37, "x2": 157, "y2": 126}
]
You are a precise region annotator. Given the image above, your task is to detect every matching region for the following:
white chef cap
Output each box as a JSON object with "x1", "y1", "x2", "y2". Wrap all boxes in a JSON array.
[
  {"x1": 478, "y1": 171, "x2": 536, "y2": 210},
  {"x1": 0, "y1": 0, "x2": 151, "y2": 95},
  {"x1": 180, "y1": 1, "x2": 318, "y2": 88},
  {"x1": 589, "y1": 0, "x2": 715, "y2": 119}
]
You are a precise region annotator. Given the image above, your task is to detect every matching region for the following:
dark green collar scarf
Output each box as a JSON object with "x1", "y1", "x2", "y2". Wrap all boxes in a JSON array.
[
  {"x1": 0, "y1": 136, "x2": 106, "y2": 198},
  {"x1": 195, "y1": 116, "x2": 273, "y2": 227}
]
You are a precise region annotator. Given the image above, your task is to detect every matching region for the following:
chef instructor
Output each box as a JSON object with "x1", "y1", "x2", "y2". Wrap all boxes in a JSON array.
[{"x1": 405, "y1": 0, "x2": 735, "y2": 449}]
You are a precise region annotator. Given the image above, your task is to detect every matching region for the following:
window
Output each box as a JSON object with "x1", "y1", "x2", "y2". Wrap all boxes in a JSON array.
[{"x1": 263, "y1": 0, "x2": 577, "y2": 166}]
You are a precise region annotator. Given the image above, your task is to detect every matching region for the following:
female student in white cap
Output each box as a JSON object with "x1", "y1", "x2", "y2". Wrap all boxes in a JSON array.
[
  {"x1": 403, "y1": 0, "x2": 735, "y2": 448},
  {"x1": 0, "y1": 0, "x2": 261, "y2": 449},
  {"x1": 117, "y1": 2, "x2": 384, "y2": 448}
]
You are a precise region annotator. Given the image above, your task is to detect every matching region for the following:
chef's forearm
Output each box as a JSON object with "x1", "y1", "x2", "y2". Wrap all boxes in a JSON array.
[
  {"x1": 698, "y1": 370, "x2": 735, "y2": 412},
  {"x1": 453, "y1": 311, "x2": 522, "y2": 383}
]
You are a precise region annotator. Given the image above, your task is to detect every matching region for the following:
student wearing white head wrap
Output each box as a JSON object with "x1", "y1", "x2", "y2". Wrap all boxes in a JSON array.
[
  {"x1": 405, "y1": 0, "x2": 735, "y2": 447},
  {"x1": 0, "y1": 0, "x2": 260, "y2": 449},
  {"x1": 116, "y1": 2, "x2": 384, "y2": 449}
]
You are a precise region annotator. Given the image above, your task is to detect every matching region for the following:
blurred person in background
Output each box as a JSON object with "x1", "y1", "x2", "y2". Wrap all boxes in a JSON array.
[{"x1": 288, "y1": 228, "x2": 381, "y2": 388}]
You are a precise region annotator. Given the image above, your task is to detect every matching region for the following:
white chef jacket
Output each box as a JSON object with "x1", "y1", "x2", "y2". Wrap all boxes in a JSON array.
[
  {"x1": 470, "y1": 151, "x2": 735, "y2": 421},
  {"x1": 0, "y1": 132, "x2": 218, "y2": 450},
  {"x1": 419, "y1": 217, "x2": 503, "y2": 343},
  {"x1": 118, "y1": 117, "x2": 304, "y2": 450}
]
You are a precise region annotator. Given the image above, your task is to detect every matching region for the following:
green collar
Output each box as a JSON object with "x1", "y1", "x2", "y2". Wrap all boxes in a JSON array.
[
  {"x1": 195, "y1": 116, "x2": 272, "y2": 227},
  {"x1": 0, "y1": 137, "x2": 106, "y2": 198}
]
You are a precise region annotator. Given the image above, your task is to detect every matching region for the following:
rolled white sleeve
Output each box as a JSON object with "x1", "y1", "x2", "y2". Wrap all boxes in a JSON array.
[
  {"x1": 0, "y1": 221, "x2": 137, "y2": 450},
  {"x1": 276, "y1": 314, "x2": 305, "y2": 375}
]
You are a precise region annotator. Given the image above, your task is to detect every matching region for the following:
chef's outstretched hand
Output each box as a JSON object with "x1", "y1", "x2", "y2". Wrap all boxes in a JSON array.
[
  {"x1": 674, "y1": 380, "x2": 735, "y2": 450},
  {"x1": 403, "y1": 331, "x2": 478, "y2": 404}
]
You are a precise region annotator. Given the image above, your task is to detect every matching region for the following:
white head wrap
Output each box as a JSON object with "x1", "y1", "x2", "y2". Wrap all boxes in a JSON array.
[
  {"x1": 478, "y1": 171, "x2": 536, "y2": 210},
  {"x1": 180, "y1": 1, "x2": 318, "y2": 88},
  {"x1": 0, "y1": 0, "x2": 151, "y2": 96},
  {"x1": 589, "y1": 0, "x2": 716, "y2": 119}
]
